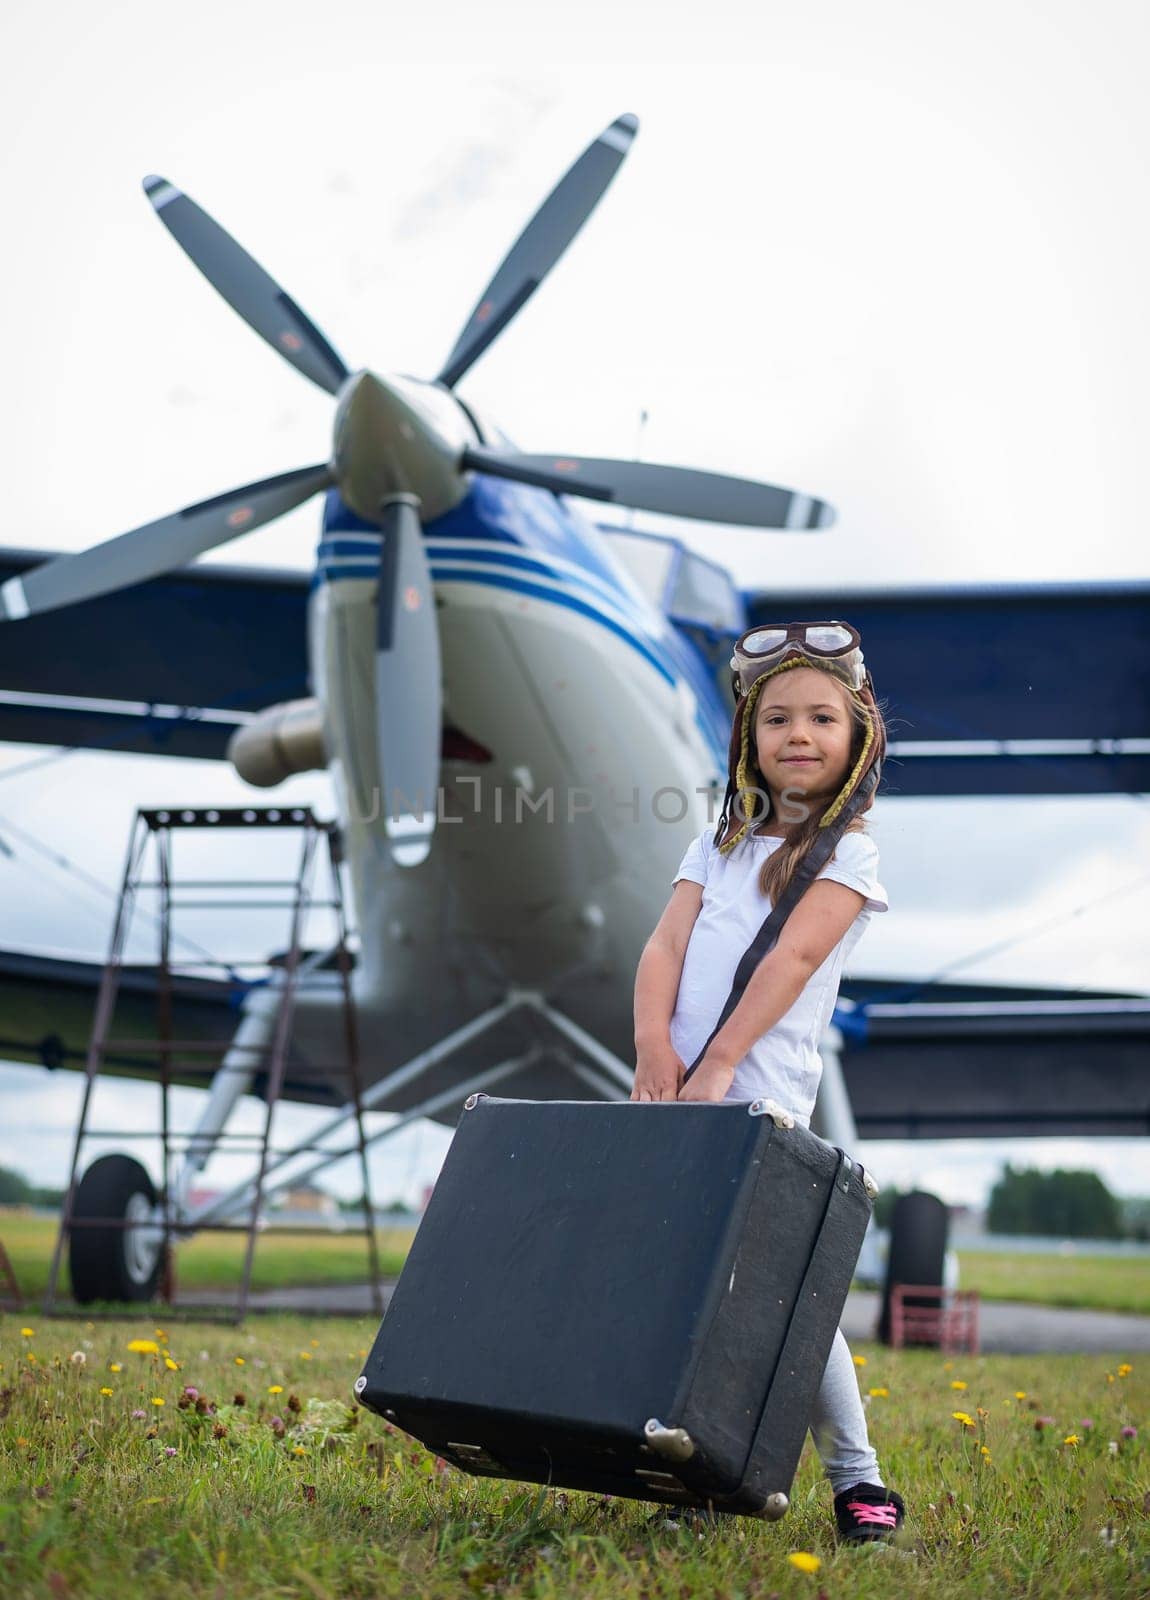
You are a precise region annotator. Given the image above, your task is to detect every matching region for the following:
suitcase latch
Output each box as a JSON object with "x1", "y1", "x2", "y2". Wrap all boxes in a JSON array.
[
  {"x1": 446, "y1": 1441, "x2": 504, "y2": 1473},
  {"x1": 635, "y1": 1468, "x2": 691, "y2": 1497}
]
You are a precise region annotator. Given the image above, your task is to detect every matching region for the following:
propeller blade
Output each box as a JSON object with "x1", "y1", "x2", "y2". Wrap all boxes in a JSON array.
[
  {"x1": 143, "y1": 176, "x2": 350, "y2": 395},
  {"x1": 0, "y1": 464, "x2": 333, "y2": 621},
  {"x1": 375, "y1": 495, "x2": 442, "y2": 868},
  {"x1": 435, "y1": 113, "x2": 639, "y2": 389},
  {"x1": 460, "y1": 449, "x2": 836, "y2": 530}
]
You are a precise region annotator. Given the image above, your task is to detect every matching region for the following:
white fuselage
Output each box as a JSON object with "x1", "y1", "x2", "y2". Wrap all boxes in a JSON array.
[{"x1": 298, "y1": 481, "x2": 730, "y2": 1113}]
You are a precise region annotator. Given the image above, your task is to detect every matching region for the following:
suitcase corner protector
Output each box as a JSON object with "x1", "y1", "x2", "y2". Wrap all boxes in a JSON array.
[{"x1": 643, "y1": 1418, "x2": 695, "y2": 1462}]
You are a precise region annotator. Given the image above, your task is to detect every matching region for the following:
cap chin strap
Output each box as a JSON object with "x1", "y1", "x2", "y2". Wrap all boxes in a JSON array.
[{"x1": 719, "y1": 657, "x2": 879, "y2": 855}]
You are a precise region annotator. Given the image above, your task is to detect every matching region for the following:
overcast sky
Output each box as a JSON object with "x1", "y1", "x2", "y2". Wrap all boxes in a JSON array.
[{"x1": 0, "y1": 0, "x2": 1147, "y2": 1209}]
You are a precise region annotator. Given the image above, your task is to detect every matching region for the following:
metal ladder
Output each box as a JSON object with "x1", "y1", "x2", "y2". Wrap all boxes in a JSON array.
[{"x1": 43, "y1": 805, "x2": 383, "y2": 1322}]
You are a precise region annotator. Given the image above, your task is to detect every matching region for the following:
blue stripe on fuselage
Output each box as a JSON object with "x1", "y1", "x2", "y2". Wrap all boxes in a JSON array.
[{"x1": 317, "y1": 481, "x2": 733, "y2": 769}]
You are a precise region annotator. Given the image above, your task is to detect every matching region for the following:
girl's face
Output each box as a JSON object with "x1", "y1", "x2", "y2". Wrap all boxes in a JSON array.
[{"x1": 752, "y1": 667, "x2": 854, "y2": 820}]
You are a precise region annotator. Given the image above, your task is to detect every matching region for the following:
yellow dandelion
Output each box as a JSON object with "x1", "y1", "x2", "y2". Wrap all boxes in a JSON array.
[
  {"x1": 299, "y1": 1351, "x2": 312, "y2": 1360},
  {"x1": 943, "y1": 1360, "x2": 954, "y2": 1371},
  {"x1": 16, "y1": 1437, "x2": 29, "y2": 1447},
  {"x1": 151, "y1": 1397, "x2": 165, "y2": 1408},
  {"x1": 164, "y1": 1357, "x2": 180, "y2": 1372},
  {"x1": 358, "y1": 1349, "x2": 367, "y2": 1358},
  {"x1": 127, "y1": 1339, "x2": 160, "y2": 1355},
  {"x1": 1015, "y1": 1390, "x2": 1027, "y2": 1400},
  {"x1": 234, "y1": 1357, "x2": 245, "y2": 1366},
  {"x1": 950, "y1": 1379, "x2": 968, "y2": 1391},
  {"x1": 154, "y1": 1329, "x2": 168, "y2": 1342},
  {"x1": 1118, "y1": 1364, "x2": 1132, "y2": 1377},
  {"x1": 310, "y1": 1339, "x2": 319, "y2": 1348},
  {"x1": 268, "y1": 1385, "x2": 284, "y2": 1395},
  {"x1": 852, "y1": 1354, "x2": 867, "y2": 1367},
  {"x1": 1106, "y1": 1372, "x2": 1115, "y2": 1384},
  {"x1": 787, "y1": 1552, "x2": 821, "y2": 1574},
  {"x1": 1063, "y1": 1434, "x2": 1080, "y2": 1446},
  {"x1": 26, "y1": 1354, "x2": 37, "y2": 1365},
  {"x1": 20, "y1": 1327, "x2": 34, "y2": 1339},
  {"x1": 99, "y1": 1386, "x2": 114, "y2": 1397},
  {"x1": 952, "y1": 1411, "x2": 975, "y2": 1428},
  {"x1": 869, "y1": 1387, "x2": 889, "y2": 1398},
  {"x1": 292, "y1": 1445, "x2": 307, "y2": 1456},
  {"x1": 980, "y1": 1446, "x2": 992, "y2": 1460},
  {"x1": 109, "y1": 1363, "x2": 122, "y2": 1373}
]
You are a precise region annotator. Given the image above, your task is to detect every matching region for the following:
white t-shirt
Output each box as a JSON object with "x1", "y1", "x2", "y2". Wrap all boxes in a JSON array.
[{"x1": 669, "y1": 825, "x2": 888, "y2": 1124}]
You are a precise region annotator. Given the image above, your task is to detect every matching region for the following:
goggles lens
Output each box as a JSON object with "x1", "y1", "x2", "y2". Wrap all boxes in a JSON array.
[
  {"x1": 740, "y1": 622, "x2": 857, "y2": 658},
  {"x1": 804, "y1": 623, "x2": 856, "y2": 654}
]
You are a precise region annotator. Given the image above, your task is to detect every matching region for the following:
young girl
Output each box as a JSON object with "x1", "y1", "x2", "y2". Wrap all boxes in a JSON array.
[{"x1": 631, "y1": 620, "x2": 906, "y2": 1546}]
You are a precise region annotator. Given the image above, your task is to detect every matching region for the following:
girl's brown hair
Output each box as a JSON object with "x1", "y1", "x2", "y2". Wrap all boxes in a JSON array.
[{"x1": 712, "y1": 661, "x2": 887, "y2": 904}]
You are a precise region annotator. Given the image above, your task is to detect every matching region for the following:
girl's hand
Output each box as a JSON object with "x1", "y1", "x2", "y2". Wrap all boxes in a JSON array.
[
  {"x1": 677, "y1": 1058, "x2": 735, "y2": 1102},
  {"x1": 631, "y1": 1040, "x2": 686, "y2": 1102}
]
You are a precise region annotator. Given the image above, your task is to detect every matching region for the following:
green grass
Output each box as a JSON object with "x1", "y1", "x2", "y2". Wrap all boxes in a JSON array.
[
  {"x1": 0, "y1": 1214, "x2": 413, "y2": 1301},
  {"x1": 0, "y1": 1315, "x2": 1145, "y2": 1598},
  {"x1": 5, "y1": 1214, "x2": 1150, "y2": 1315},
  {"x1": 956, "y1": 1251, "x2": 1150, "y2": 1317}
]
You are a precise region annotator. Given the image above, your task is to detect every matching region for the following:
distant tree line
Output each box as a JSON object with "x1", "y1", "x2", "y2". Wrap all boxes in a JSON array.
[
  {"x1": 875, "y1": 1168, "x2": 1143, "y2": 1241},
  {"x1": 987, "y1": 1165, "x2": 1123, "y2": 1239},
  {"x1": 0, "y1": 1165, "x2": 64, "y2": 1208}
]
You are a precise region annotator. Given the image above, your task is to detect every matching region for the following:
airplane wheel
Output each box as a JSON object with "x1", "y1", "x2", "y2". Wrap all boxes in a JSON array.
[
  {"x1": 69, "y1": 1155, "x2": 165, "y2": 1304},
  {"x1": 877, "y1": 1190, "x2": 948, "y2": 1344}
]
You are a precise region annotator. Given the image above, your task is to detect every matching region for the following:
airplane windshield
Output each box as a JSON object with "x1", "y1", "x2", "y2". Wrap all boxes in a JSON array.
[
  {"x1": 667, "y1": 550, "x2": 744, "y2": 636},
  {"x1": 599, "y1": 528, "x2": 744, "y2": 638},
  {"x1": 599, "y1": 528, "x2": 677, "y2": 607}
]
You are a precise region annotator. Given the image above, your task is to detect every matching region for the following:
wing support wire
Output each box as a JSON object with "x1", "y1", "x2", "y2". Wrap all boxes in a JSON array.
[{"x1": 41, "y1": 806, "x2": 384, "y2": 1324}]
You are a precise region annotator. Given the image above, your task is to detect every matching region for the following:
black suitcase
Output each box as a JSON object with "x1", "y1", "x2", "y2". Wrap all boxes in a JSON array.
[{"x1": 356, "y1": 1095, "x2": 874, "y2": 1519}]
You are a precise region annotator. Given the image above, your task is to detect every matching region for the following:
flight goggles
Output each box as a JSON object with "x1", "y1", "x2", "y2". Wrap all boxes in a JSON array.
[{"x1": 730, "y1": 621, "x2": 867, "y2": 696}]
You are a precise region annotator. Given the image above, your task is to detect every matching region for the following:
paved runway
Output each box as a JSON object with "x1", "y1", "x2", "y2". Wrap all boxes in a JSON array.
[{"x1": 177, "y1": 1282, "x2": 1150, "y2": 1353}]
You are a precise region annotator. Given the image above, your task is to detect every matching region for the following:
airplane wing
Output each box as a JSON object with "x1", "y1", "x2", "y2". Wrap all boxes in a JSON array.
[
  {"x1": 0, "y1": 547, "x2": 310, "y2": 760},
  {"x1": 2, "y1": 947, "x2": 1146, "y2": 1136},
  {"x1": 0, "y1": 947, "x2": 345, "y2": 1107},
  {"x1": 743, "y1": 578, "x2": 1150, "y2": 797}
]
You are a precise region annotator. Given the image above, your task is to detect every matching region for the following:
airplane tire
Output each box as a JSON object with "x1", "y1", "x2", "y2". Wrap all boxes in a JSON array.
[{"x1": 69, "y1": 1155, "x2": 164, "y2": 1304}]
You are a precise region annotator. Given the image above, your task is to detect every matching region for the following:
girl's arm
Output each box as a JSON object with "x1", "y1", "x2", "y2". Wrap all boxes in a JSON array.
[
  {"x1": 632, "y1": 879, "x2": 704, "y2": 1102},
  {"x1": 678, "y1": 880, "x2": 867, "y2": 1103}
]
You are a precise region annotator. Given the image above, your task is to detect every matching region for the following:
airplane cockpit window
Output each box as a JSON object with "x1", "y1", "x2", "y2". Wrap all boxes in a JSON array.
[
  {"x1": 667, "y1": 550, "x2": 745, "y2": 637},
  {"x1": 600, "y1": 529, "x2": 745, "y2": 641},
  {"x1": 598, "y1": 527, "x2": 678, "y2": 609}
]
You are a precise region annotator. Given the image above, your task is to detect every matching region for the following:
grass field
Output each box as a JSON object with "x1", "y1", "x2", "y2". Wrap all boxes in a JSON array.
[
  {"x1": 0, "y1": 1215, "x2": 413, "y2": 1302},
  {"x1": 0, "y1": 1314, "x2": 1145, "y2": 1599},
  {"x1": 3, "y1": 1214, "x2": 1149, "y2": 1316},
  {"x1": 956, "y1": 1251, "x2": 1150, "y2": 1318}
]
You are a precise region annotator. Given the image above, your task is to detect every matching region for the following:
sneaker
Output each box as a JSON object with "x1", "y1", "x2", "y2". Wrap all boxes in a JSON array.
[{"x1": 834, "y1": 1483, "x2": 906, "y2": 1544}]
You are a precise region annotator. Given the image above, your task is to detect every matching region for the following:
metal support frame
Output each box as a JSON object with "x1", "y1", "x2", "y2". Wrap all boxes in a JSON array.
[
  {"x1": 810, "y1": 1025, "x2": 859, "y2": 1149},
  {"x1": 184, "y1": 994, "x2": 636, "y2": 1232},
  {"x1": 43, "y1": 839, "x2": 641, "y2": 1319},
  {"x1": 43, "y1": 805, "x2": 383, "y2": 1322}
]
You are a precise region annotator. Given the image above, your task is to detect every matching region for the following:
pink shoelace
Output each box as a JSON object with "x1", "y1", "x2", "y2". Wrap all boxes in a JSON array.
[{"x1": 847, "y1": 1501, "x2": 899, "y2": 1528}]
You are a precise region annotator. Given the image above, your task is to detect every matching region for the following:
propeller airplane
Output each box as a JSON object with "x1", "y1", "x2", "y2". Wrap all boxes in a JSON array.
[{"x1": 3, "y1": 113, "x2": 1146, "y2": 1307}]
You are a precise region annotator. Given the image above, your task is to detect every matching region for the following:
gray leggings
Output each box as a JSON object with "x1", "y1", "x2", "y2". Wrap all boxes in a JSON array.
[{"x1": 808, "y1": 1329, "x2": 883, "y2": 1496}]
